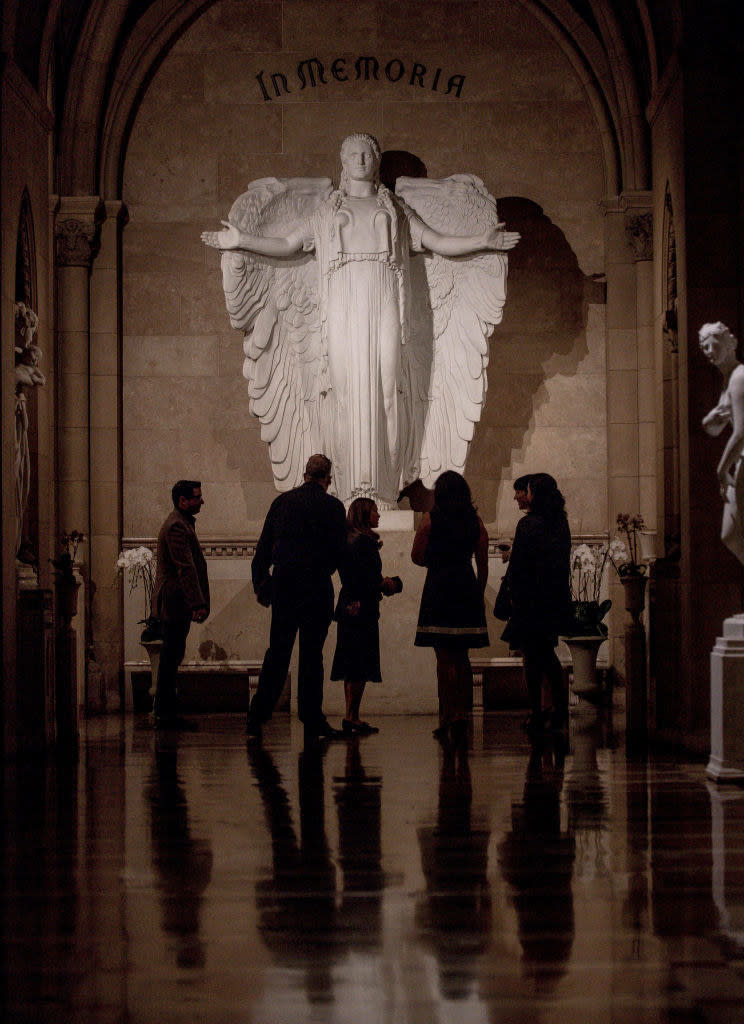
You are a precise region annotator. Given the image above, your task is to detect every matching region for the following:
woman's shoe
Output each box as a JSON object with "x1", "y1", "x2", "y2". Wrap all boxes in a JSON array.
[{"x1": 342, "y1": 719, "x2": 379, "y2": 736}]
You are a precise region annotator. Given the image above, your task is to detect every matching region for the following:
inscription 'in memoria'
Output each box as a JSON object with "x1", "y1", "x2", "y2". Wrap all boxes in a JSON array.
[{"x1": 256, "y1": 56, "x2": 466, "y2": 101}]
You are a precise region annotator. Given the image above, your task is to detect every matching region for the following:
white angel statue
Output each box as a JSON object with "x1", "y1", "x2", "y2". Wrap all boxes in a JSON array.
[{"x1": 201, "y1": 132, "x2": 519, "y2": 507}]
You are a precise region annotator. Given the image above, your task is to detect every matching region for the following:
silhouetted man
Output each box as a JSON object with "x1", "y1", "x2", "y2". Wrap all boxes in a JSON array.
[
  {"x1": 151, "y1": 480, "x2": 209, "y2": 729},
  {"x1": 247, "y1": 454, "x2": 346, "y2": 743}
]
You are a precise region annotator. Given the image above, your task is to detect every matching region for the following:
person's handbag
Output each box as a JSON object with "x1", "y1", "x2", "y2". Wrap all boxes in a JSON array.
[{"x1": 493, "y1": 574, "x2": 512, "y2": 620}]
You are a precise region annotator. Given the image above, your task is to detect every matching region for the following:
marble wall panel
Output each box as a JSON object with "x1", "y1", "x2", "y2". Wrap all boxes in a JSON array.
[
  {"x1": 173, "y1": 1, "x2": 282, "y2": 53},
  {"x1": 608, "y1": 422, "x2": 640, "y2": 479},
  {"x1": 57, "y1": 375, "x2": 89, "y2": 430},
  {"x1": 89, "y1": 333, "x2": 119, "y2": 377},
  {"x1": 639, "y1": 421, "x2": 657, "y2": 474},
  {"x1": 124, "y1": 336, "x2": 220, "y2": 378},
  {"x1": 123, "y1": 273, "x2": 181, "y2": 336},
  {"x1": 124, "y1": 222, "x2": 208, "y2": 274},
  {"x1": 284, "y1": 0, "x2": 379, "y2": 50},
  {"x1": 531, "y1": 374, "x2": 606, "y2": 427},
  {"x1": 89, "y1": 428, "x2": 119, "y2": 483},
  {"x1": 58, "y1": 330, "x2": 89, "y2": 376},
  {"x1": 282, "y1": 102, "x2": 384, "y2": 155},
  {"x1": 608, "y1": 329, "x2": 640, "y2": 372},
  {"x1": 607, "y1": 370, "x2": 640, "y2": 424},
  {"x1": 90, "y1": 376, "x2": 119, "y2": 430},
  {"x1": 91, "y1": 481, "x2": 121, "y2": 536}
]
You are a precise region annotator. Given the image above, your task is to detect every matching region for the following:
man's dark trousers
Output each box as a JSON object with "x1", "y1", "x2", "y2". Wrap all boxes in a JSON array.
[
  {"x1": 249, "y1": 579, "x2": 333, "y2": 728},
  {"x1": 154, "y1": 618, "x2": 191, "y2": 720}
]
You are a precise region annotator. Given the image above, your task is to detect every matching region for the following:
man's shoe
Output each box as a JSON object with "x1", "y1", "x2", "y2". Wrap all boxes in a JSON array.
[
  {"x1": 245, "y1": 715, "x2": 263, "y2": 741},
  {"x1": 304, "y1": 720, "x2": 344, "y2": 743}
]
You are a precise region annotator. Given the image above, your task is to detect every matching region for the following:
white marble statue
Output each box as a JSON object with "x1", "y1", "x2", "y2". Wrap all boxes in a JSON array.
[
  {"x1": 14, "y1": 301, "x2": 44, "y2": 558},
  {"x1": 700, "y1": 321, "x2": 744, "y2": 564},
  {"x1": 202, "y1": 132, "x2": 519, "y2": 507}
]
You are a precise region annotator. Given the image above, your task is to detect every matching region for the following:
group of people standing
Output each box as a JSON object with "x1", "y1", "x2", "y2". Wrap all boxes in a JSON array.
[{"x1": 150, "y1": 456, "x2": 572, "y2": 746}]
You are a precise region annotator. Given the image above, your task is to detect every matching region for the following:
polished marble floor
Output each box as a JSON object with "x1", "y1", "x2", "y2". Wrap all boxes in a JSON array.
[{"x1": 3, "y1": 703, "x2": 744, "y2": 1024}]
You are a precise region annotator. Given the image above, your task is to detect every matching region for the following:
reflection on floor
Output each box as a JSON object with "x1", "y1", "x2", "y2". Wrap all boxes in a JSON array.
[{"x1": 3, "y1": 705, "x2": 744, "y2": 1023}]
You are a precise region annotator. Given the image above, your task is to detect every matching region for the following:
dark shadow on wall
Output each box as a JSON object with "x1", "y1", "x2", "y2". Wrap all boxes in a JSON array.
[{"x1": 468, "y1": 197, "x2": 606, "y2": 522}]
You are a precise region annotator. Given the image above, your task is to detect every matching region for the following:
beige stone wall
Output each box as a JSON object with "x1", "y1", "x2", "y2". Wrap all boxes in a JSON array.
[{"x1": 121, "y1": 0, "x2": 609, "y2": 542}]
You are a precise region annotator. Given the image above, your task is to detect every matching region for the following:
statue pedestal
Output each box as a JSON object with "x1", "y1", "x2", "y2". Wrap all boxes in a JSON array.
[
  {"x1": 707, "y1": 781, "x2": 744, "y2": 947},
  {"x1": 708, "y1": 614, "x2": 744, "y2": 783}
]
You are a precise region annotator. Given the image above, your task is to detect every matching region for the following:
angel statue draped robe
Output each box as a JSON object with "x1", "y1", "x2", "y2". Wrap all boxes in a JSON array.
[{"x1": 203, "y1": 139, "x2": 517, "y2": 507}]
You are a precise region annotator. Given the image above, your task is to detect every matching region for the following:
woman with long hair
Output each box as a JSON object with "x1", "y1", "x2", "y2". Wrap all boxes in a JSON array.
[
  {"x1": 331, "y1": 497, "x2": 401, "y2": 735},
  {"x1": 412, "y1": 471, "x2": 489, "y2": 744},
  {"x1": 501, "y1": 472, "x2": 572, "y2": 736}
]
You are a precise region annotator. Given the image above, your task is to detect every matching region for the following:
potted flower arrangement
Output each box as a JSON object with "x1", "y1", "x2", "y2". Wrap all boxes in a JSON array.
[
  {"x1": 563, "y1": 541, "x2": 617, "y2": 699},
  {"x1": 565, "y1": 542, "x2": 614, "y2": 637},
  {"x1": 610, "y1": 513, "x2": 648, "y2": 621},
  {"x1": 116, "y1": 545, "x2": 159, "y2": 641}
]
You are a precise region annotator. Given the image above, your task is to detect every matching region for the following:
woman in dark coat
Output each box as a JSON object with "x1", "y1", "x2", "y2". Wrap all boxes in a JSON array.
[
  {"x1": 501, "y1": 472, "x2": 572, "y2": 735},
  {"x1": 331, "y1": 498, "x2": 401, "y2": 735},
  {"x1": 412, "y1": 471, "x2": 489, "y2": 744}
]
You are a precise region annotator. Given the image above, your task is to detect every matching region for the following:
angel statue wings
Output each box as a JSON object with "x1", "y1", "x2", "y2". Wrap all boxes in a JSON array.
[{"x1": 201, "y1": 132, "x2": 519, "y2": 508}]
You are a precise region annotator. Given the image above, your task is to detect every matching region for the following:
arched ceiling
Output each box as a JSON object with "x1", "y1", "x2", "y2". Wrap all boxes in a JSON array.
[{"x1": 4, "y1": 0, "x2": 683, "y2": 198}]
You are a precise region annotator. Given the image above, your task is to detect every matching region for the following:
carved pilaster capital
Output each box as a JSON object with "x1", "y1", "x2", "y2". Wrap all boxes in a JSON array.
[
  {"x1": 55, "y1": 217, "x2": 100, "y2": 267},
  {"x1": 54, "y1": 197, "x2": 104, "y2": 268},
  {"x1": 624, "y1": 211, "x2": 653, "y2": 262}
]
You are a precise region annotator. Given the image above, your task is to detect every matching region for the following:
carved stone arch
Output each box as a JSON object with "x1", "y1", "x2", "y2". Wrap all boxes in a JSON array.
[
  {"x1": 518, "y1": 0, "x2": 651, "y2": 192},
  {"x1": 56, "y1": 0, "x2": 131, "y2": 194},
  {"x1": 99, "y1": 0, "x2": 214, "y2": 198}
]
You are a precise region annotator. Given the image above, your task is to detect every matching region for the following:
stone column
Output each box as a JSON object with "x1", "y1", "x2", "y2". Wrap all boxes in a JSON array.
[
  {"x1": 89, "y1": 201, "x2": 127, "y2": 711},
  {"x1": 603, "y1": 193, "x2": 654, "y2": 729},
  {"x1": 622, "y1": 199, "x2": 655, "y2": 533},
  {"x1": 54, "y1": 198, "x2": 101, "y2": 726},
  {"x1": 622, "y1": 198, "x2": 654, "y2": 745}
]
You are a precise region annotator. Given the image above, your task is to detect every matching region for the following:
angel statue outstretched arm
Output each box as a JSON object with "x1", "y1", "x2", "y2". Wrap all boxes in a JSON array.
[
  {"x1": 396, "y1": 173, "x2": 519, "y2": 490},
  {"x1": 202, "y1": 133, "x2": 519, "y2": 507},
  {"x1": 201, "y1": 220, "x2": 305, "y2": 257},
  {"x1": 418, "y1": 221, "x2": 520, "y2": 258}
]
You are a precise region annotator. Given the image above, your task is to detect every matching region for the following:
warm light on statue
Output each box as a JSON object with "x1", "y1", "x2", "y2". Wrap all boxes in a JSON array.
[{"x1": 202, "y1": 133, "x2": 519, "y2": 507}]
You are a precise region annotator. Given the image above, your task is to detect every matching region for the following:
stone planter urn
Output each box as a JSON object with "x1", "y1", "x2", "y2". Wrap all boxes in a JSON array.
[
  {"x1": 54, "y1": 572, "x2": 80, "y2": 621},
  {"x1": 562, "y1": 634, "x2": 607, "y2": 699},
  {"x1": 141, "y1": 639, "x2": 162, "y2": 704},
  {"x1": 621, "y1": 574, "x2": 647, "y2": 624}
]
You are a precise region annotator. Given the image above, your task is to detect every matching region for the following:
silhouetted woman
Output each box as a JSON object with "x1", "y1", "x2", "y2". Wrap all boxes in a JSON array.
[
  {"x1": 501, "y1": 472, "x2": 571, "y2": 735},
  {"x1": 412, "y1": 471, "x2": 489, "y2": 744},
  {"x1": 331, "y1": 497, "x2": 401, "y2": 735}
]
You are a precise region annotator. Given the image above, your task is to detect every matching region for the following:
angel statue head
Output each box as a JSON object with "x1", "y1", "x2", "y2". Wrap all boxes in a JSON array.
[{"x1": 339, "y1": 132, "x2": 381, "y2": 192}]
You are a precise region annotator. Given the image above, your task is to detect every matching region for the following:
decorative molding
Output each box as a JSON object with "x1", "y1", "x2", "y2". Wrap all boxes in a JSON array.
[
  {"x1": 487, "y1": 532, "x2": 609, "y2": 556},
  {"x1": 624, "y1": 211, "x2": 653, "y2": 261},
  {"x1": 122, "y1": 538, "x2": 258, "y2": 559},
  {"x1": 123, "y1": 532, "x2": 612, "y2": 560},
  {"x1": 54, "y1": 217, "x2": 100, "y2": 267}
]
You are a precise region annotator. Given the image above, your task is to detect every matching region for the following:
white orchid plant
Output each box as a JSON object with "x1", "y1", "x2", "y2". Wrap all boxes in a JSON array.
[
  {"x1": 117, "y1": 546, "x2": 159, "y2": 638},
  {"x1": 567, "y1": 542, "x2": 615, "y2": 636},
  {"x1": 613, "y1": 513, "x2": 648, "y2": 576}
]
